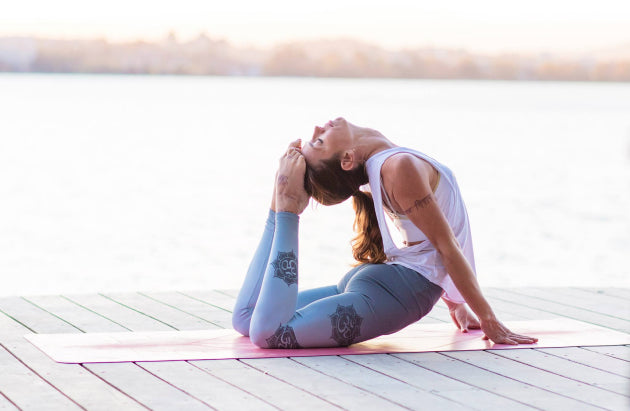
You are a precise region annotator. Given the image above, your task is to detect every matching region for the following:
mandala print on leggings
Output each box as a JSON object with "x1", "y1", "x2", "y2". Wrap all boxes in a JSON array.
[
  {"x1": 271, "y1": 250, "x2": 298, "y2": 286},
  {"x1": 266, "y1": 324, "x2": 301, "y2": 348},
  {"x1": 329, "y1": 304, "x2": 363, "y2": 346}
]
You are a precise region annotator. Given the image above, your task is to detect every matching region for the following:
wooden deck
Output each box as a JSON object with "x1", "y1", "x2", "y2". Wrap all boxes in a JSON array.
[{"x1": 1, "y1": 287, "x2": 628, "y2": 410}]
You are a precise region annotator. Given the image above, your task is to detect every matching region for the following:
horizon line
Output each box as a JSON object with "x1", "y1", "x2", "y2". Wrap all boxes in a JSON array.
[{"x1": 2, "y1": 32, "x2": 630, "y2": 58}]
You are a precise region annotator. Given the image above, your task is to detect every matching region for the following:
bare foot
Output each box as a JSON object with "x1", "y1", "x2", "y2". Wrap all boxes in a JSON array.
[
  {"x1": 275, "y1": 140, "x2": 309, "y2": 215},
  {"x1": 271, "y1": 140, "x2": 302, "y2": 212}
]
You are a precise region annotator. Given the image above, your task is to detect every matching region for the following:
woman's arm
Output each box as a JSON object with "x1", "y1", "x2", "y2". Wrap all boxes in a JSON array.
[{"x1": 381, "y1": 154, "x2": 537, "y2": 344}]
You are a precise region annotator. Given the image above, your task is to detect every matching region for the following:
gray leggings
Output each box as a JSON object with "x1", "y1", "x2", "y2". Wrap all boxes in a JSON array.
[{"x1": 232, "y1": 210, "x2": 443, "y2": 348}]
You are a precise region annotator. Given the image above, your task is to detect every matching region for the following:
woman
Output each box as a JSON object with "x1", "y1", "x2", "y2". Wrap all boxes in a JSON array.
[{"x1": 232, "y1": 117, "x2": 537, "y2": 348}]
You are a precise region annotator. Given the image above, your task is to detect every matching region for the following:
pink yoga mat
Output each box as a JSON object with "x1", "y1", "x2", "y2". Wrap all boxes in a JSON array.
[{"x1": 24, "y1": 319, "x2": 630, "y2": 364}]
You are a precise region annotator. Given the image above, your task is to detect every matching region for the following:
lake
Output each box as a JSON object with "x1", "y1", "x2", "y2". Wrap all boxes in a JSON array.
[{"x1": 1, "y1": 74, "x2": 629, "y2": 296}]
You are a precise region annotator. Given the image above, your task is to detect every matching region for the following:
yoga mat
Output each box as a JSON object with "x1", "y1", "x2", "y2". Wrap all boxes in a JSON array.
[{"x1": 25, "y1": 318, "x2": 630, "y2": 364}]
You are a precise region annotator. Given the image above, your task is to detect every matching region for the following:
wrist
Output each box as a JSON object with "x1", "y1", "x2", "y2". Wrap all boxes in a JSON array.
[
  {"x1": 443, "y1": 298, "x2": 462, "y2": 312},
  {"x1": 478, "y1": 313, "x2": 498, "y2": 323}
]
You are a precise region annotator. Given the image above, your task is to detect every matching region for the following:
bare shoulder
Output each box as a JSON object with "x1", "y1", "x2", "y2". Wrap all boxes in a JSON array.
[
  {"x1": 380, "y1": 153, "x2": 436, "y2": 212},
  {"x1": 381, "y1": 152, "x2": 432, "y2": 183}
]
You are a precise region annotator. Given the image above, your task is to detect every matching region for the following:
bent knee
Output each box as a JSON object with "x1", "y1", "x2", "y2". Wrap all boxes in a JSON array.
[{"x1": 248, "y1": 324, "x2": 273, "y2": 348}]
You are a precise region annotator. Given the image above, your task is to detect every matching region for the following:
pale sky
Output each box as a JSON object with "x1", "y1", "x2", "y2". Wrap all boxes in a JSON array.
[{"x1": 1, "y1": 1, "x2": 629, "y2": 54}]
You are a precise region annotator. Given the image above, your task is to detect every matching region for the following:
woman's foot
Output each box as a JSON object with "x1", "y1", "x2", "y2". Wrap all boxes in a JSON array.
[{"x1": 275, "y1": 140, "x2": 310, "y2": 215}]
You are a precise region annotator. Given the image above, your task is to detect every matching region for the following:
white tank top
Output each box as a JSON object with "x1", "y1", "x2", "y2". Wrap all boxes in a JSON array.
[{"x1": 365, "y1": 147, "x2": 476, "y2": 303}]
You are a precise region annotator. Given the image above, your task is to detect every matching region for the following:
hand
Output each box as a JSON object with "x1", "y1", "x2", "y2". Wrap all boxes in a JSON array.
[
  {"x1": 449, "y1": 303, "x2": 481, "y2": 333},
  {"x1": 275, "y1": 140, "x2": 310, "y2": 215},
  {"x1": 480, "y1": 317, "x2": 538, "y2": 345}
]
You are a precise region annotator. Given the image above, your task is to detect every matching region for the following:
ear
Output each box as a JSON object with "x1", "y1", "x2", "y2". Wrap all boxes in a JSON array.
[{"x1": 340, "y1": 150, "x2": 355, "y2": 171}]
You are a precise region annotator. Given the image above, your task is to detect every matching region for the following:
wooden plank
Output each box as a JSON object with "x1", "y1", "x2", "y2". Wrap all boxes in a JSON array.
[
  {"x1": 537, "y1": 347, "x2": 630, "y2": 377},
  {"x1": 0, "y1": 302, "x2": 153, "y2": 410},
  {"x1": 215, "y1": 289, "x2": 239, "y2": 298},
  {"x1": 242, "y1": 356, "x2": 405, "y2": 410},
  {"x1": 138, "y1": 361, "x2": 276, "y2": 411},
  {"x1": 583, "y1": 345, "x2": 630, "y2": 361},
  {"x1": 85, "y1": 362, "x2": 212, "y2": 410},
  {"x1": 409, "y1": 315, "x2": 445, "y2": 325},
  {"x1": 101, "y1": 292, "x2": 219, "y2": 331},
  {"x1": 65, "y1": 294, "x2": 173, "y2": 331},
  {"x1": 422, "y1": 302, "x2": 452, "y2": 323},
  {"x1": 342, "y1": 353, "x2": 533, "y2": 410},
  {"x1": 394, "y1": 352, "x2": 597, "y2": 410},
  {"x1": 485, "y1": 289, "x2": 562, "y2": 321},
  {"x1": 58, "y1": 293, "x2": 243, "y2": 409},
  {"x1": 25, "y1": 295, "x2": 128, "y2": 332},
  {"x1": 490, "y1": 348, "x2": 630, "y2": 396},
  {"x1": 482, "y1": 288, "x2": 630, "y2": 332},
  {"x1": 445, "y1": 350, "x2": 628, "y2": 410},
  {"x1": 6, "y1": 294, "x2": 213, "y2": 410},
  {"x1": 140, "y1": 292, "x2": 232, "y2": 329},
  {"x1": 566, "y1": 287, "x2": 630, "y2": 310},
  {"x1": 0, "y1": 297, "x2": 79, "y2": 334},
  {"x1": 579, "y1": 288, "x2": 630, "y2": 301},
  {"x1": 191, "y1": 358, "x2": 340, "y2": 410},
  {"x1": 0, "y1": 315, "x2": 141, "y2": 410},
  {"x1": 512, "y1": 287, "x2": 630, "y2": 322},
  {"x1": 293, "y1": 355, "x2": 470, "y2": 410},
  {"x1": 0, "y1": 344, "x2": 81, "y2": 410},
  {"x1": 180, "y1": 290, "x2": 236, "y2": 313},
  {"x1": 0, "y1": 393, "x2": 18, "y2": 410}
]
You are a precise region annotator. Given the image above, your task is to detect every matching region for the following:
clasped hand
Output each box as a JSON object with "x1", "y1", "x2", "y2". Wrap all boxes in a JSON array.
[{"x1": 274, "y1": 140, "x2": 310, "y2": 215}]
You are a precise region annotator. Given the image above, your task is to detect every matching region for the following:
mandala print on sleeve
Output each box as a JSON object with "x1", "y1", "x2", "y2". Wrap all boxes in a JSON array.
[
  {"x1": 271, "y1": 250, "x2": 298, "y2": 286},
  {"x1": 329, "y1": 304, "x2": 363, "y2": 346},
  {"x1": 265, "y1": 324, "x2": 301, "y2": 348}
]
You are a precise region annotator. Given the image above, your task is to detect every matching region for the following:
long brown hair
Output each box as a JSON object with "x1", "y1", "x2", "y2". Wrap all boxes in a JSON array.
[{"x1": 304, "y1": 153, "x2": 387, "y2": 265}]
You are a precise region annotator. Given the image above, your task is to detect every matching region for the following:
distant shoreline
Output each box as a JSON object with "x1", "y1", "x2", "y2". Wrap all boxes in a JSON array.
[{"x1": 1, "y1": 36, "x2": 629, "y2": 82}]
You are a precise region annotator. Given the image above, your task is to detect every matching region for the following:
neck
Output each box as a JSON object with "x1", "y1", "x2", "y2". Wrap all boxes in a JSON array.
[{"x1": 351, "y1": 126, "x2": 397, "y2": 164}]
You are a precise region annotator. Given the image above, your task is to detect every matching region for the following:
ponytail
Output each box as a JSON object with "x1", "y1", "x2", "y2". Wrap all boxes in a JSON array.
[
  {"x1": 304, "y1": 153, "x2": 386, "y2": 265},
  {"x1": 351, "y1": 191, "x2": 386, "y2": 264}
]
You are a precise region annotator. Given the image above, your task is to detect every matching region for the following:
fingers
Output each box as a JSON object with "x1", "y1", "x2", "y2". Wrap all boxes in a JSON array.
[
  {"x1": 280, "y1": 140, "x2": 303, "y2": 160},
  {"x1": 286, "y1": 148, "x2": 300, "y2": 158},
  {"x1": 510, "y1": 334, "x2": 538, "y2": 344},
  {"x1": 449, "y1": 312, "x2": 460, "y2": 329},
  {"x1": 485, "y1": 332, "x2": 537, "y2": 345}
]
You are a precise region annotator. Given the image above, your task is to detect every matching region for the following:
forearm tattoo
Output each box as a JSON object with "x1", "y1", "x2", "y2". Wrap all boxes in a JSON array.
[
  {"x1": 272, "y1": 250, "x2": 298, "y2": 286},
  {"x1": 403, "y1": 194, "x2": 433, "y2": 215},
  {"x1": 266, "y1": 324, "x2": 301, "y2": 348},
  {"x1": 329, "y1": 304, "x2": 363, "y2": 346}
]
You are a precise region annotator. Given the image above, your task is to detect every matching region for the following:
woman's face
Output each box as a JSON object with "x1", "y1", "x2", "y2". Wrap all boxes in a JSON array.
[{"x1": 301, "y1": 117, "x2": 353, "y2": 167}]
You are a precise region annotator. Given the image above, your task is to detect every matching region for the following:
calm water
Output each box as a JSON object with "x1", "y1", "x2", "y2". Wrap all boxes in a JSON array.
[{"x1": 1, "y1": 74, "x2": 629, "y2": 296}]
